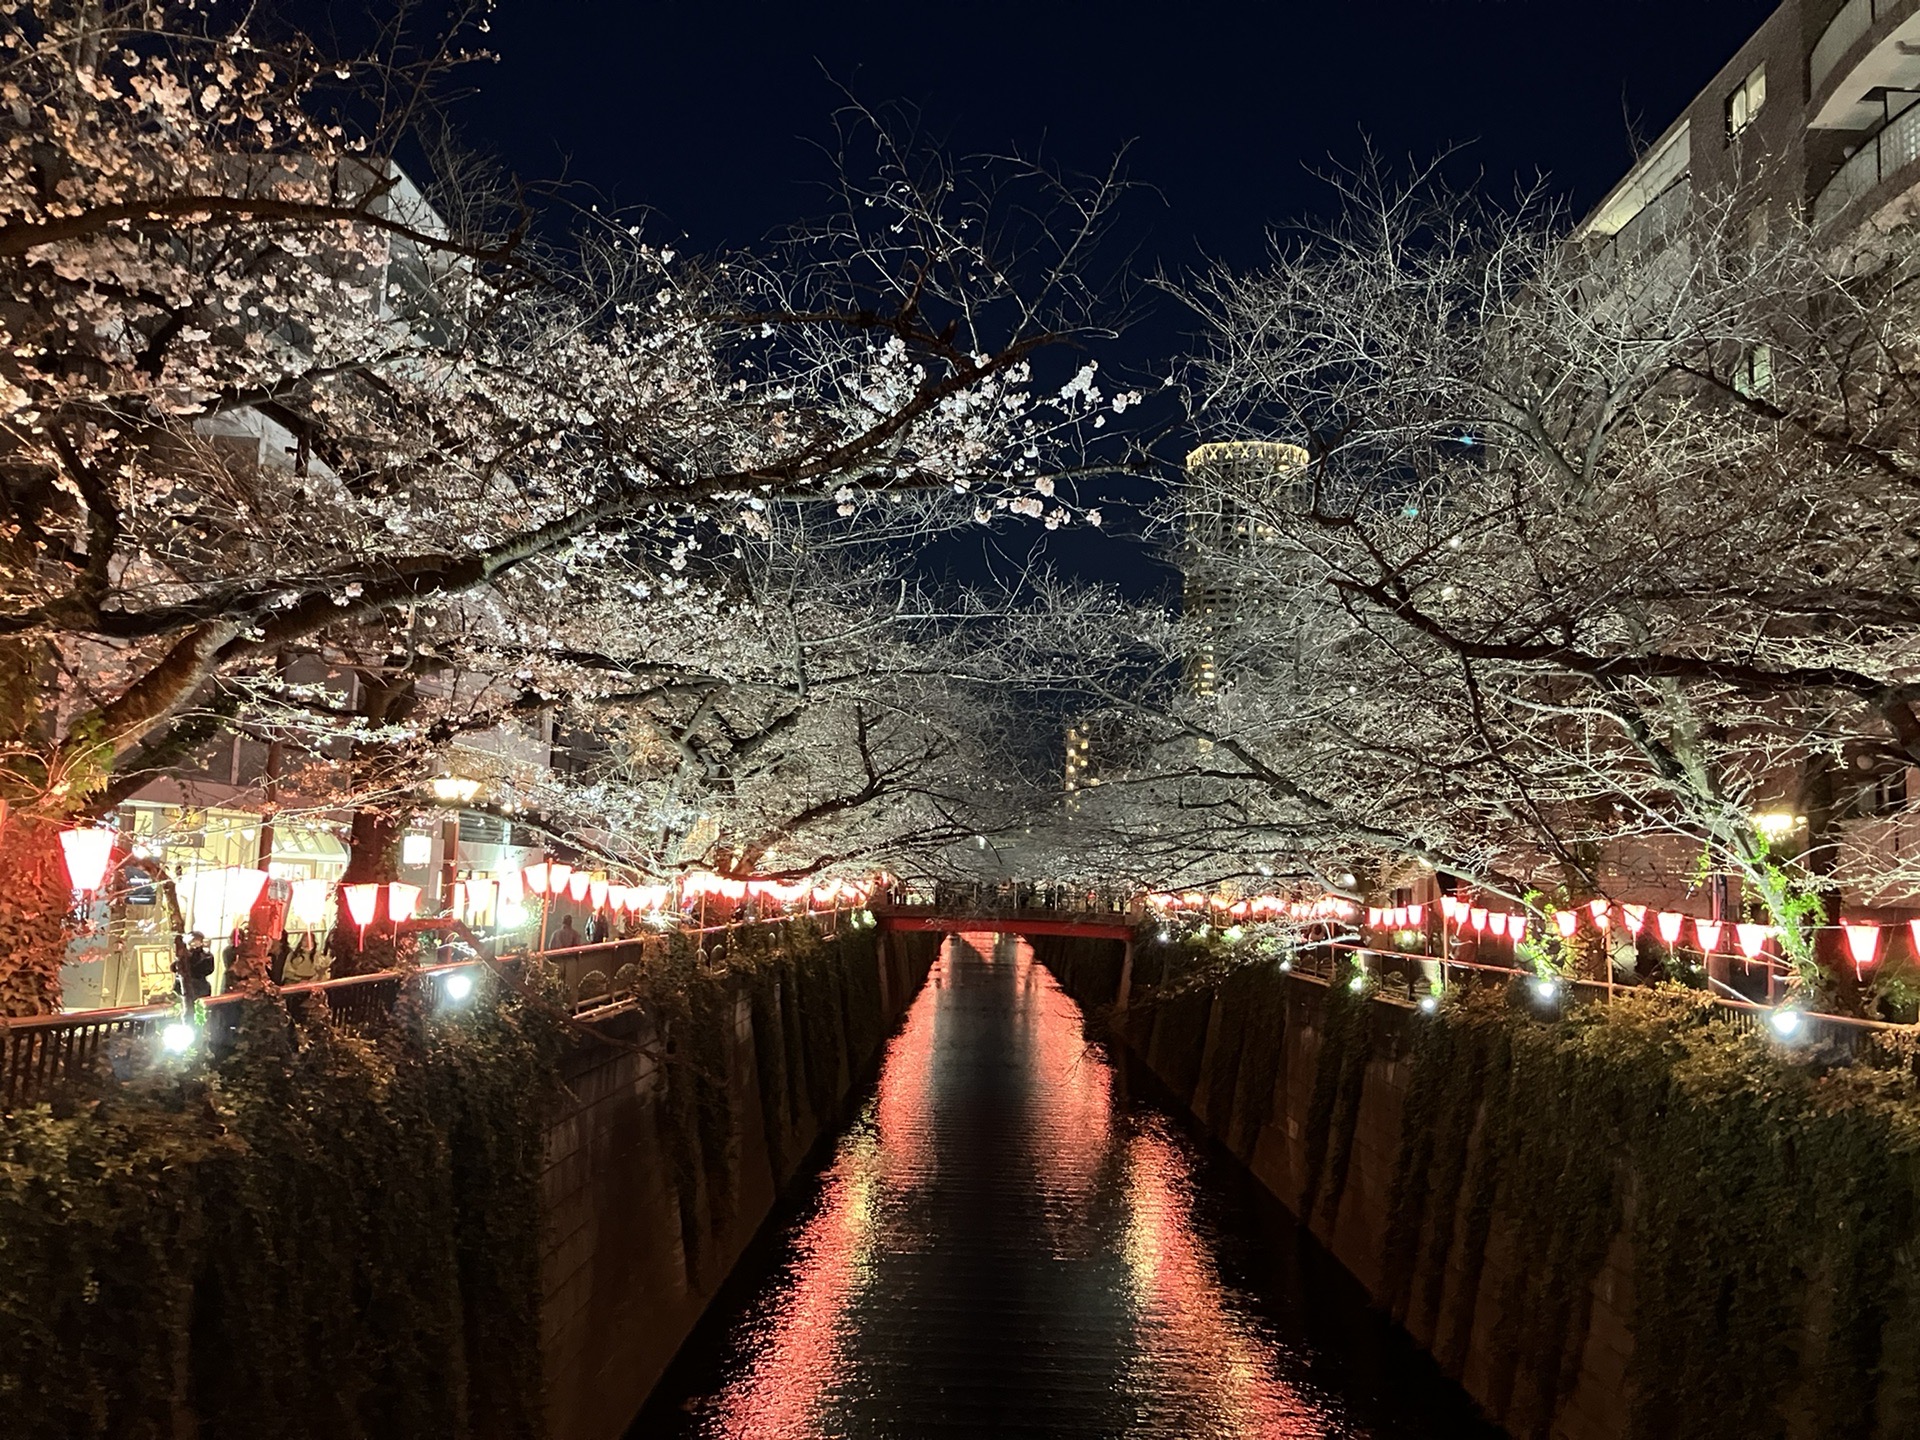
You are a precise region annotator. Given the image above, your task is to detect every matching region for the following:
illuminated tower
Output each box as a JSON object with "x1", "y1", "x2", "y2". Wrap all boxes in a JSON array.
[{"x1": 1180, "y1": 441, "x2": 1309, "y2": 696}]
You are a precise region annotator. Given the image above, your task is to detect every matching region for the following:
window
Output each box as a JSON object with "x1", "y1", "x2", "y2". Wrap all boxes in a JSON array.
[{"x1": 1727, "y1": 63, "x2": 1766, "y2": 139}]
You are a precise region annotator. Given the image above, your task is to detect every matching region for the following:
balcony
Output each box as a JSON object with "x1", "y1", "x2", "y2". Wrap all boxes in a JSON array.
[
  {"x1": 1812, "y1": 99, "x2": 1920, "y2": 226},
  {"x1": 1809, "y1": 0, "x2": 1920, "y2": 131}
]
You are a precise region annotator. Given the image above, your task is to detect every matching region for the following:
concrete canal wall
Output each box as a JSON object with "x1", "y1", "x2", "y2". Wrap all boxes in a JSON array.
[
  {"x1": 539, "y1": 927, "x2": 939, "y2": 1440},
  {"x1": 1035, "y1": 936, "x2": 1920, "y2": 1440}
]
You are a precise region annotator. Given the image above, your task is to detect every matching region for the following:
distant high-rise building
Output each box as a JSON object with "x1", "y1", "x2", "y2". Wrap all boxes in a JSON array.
[{"x1": 1180, "y1": 441, "x2": 1308, "y2": 697}]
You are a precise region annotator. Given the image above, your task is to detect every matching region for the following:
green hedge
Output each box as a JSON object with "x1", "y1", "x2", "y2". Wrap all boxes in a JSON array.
[{"x1": 0, "y1": 976, "x2": 565, "y2": 1440}]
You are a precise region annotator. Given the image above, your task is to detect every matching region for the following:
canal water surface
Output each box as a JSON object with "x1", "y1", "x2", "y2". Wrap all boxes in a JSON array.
[{"x1": 635, "y1": 937, "x2": 1504, "y2": 1439}]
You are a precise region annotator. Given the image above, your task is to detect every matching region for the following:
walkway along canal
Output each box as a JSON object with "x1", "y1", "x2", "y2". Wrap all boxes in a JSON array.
[{"x1": 635, "y1": 936, "x2": 1502, "y2": 1439}]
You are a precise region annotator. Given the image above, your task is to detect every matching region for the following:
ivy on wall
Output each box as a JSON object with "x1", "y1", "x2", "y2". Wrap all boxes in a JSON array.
[
  {"x1": 0, "y1": 976, "x2": 566, "y2": 1440},
  {"x1": 1040, "y1": 934, "x2": 1920, "y2": 1440}
]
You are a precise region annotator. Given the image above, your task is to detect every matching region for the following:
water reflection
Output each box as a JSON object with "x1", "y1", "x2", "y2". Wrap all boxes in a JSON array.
[{"x1": 643, "y1": 938, "x2": 1499, "y2": 1440}]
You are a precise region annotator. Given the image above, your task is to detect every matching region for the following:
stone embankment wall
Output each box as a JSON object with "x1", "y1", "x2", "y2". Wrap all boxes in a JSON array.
[
  {"x1": 540, "y1": 926, "x2": 938, "y2": 1440},
  {"x1": 1035, "y1": 937, "x2": 1920, "y2": 1440}
]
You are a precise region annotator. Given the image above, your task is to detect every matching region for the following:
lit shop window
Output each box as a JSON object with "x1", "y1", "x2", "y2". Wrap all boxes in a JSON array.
[{"x1": 1726, "y1": 62, "x2": 1766, "y2": 139}]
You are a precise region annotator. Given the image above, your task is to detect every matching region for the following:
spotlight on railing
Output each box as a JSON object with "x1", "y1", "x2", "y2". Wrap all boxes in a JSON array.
[{"x1": 161, "y1": 1021, "x2": 195, "y2": 1054}]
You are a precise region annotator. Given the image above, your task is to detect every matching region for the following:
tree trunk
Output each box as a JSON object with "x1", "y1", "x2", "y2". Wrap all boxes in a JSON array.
[
  {"x1": 329, "y1": 807, "x2": 400, "y2": 976},
  {"x1": 0, "y1": 818, "x2": 76, "y2": 1016}
]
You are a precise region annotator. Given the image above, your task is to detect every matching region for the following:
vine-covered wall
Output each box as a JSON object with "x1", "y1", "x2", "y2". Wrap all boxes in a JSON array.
[
  {"x1": 541, "y1": 922, "x2": 938, "y2": 1440},
  {"x1": 1037, "y1": 934, "x2": 1920, "y2": 1440},
  {"x1": 0, "y1": 920, "x2": 936, "y2": 1440},
  {"x1": 0, "y1": 977, "x2": 565, "y2": 1440}
]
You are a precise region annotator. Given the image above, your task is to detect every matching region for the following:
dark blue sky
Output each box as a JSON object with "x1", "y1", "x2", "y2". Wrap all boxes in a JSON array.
[{"x1": 451, "y1": 0, "x2": 1779, "y2": 590}]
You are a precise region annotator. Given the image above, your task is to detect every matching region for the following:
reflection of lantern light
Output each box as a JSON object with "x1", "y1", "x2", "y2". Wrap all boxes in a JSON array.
[
  {"x1": 1736, "y1": 923, "x2": 1772, "y2": 959},
  {"x1": 589, "y1": 878, "x2": 610, "y2": 911},
  {"x1": 59, "y1": 827, "x2": 115, "y2": 894},
  {"x1": 1695, "y1": 919, "x2": 1723, "y2": 952},
  {"x1": 1589, "y1": 899, "x2": 1611, "y2": 928},
  {"x1": 1469, "y1": 907, "x2": 1488, "y2": 931},
  {"x1": 1510, "y1": 915, "x2": 1529, "y2": 943},
  {"x1": 1656, "y1": 911, "x2": 1684, "y2": 945},
  {"x1": 1622, "y1": 904, "x2": 1647, "y2": 936},
  {"x1": 289, "y1": 878, "x2": 330, "y2": 926},
  {"x1": 522, "y1": 862, "x2": 551, "y2": 897},
  {"x1": 224, "y1": 867, "x2": 267, "y2": 914},
  {"x1": 387, "y1": 882, "x2": 420, "y2": 923},
  {"x1": 1488, "y1": 912, "x2": 1509, "y2": 938},
  {"x1": 1842, "y1": 923, "x2": 1880, "y2": 970},
  {"x1": 342, "y1": 883, "x2": 380, "y2": 937},
  {"x1": 567, "y1": 871, "x2": 590, "y2": 903},
  {"x1": 1554, "y1": 910, "x2": 1578, "y2": 939},
  {"x1": 498, "y1": 867, "x2": 525, "y2": 907}
]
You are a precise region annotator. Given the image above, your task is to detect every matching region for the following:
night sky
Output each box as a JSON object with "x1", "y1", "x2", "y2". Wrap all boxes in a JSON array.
[{"x1": 443, "y1": 0, "x2": 1781, "y2": 591}]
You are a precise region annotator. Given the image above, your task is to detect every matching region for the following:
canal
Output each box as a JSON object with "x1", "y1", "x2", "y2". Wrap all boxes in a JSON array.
[{"x1": 634, "y1": 936, "x2": 1505, "y2": 1439}]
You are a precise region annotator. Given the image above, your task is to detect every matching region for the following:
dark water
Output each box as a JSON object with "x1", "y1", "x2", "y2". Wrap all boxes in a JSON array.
[{"x1": 634, "y1": 938, "x2": 1506, "y2": 1440}]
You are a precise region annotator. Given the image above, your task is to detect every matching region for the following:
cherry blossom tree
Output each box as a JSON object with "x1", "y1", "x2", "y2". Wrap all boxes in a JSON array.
[{"x1": 0, "y1": 0, "x2": 1129, "y2": 1009}]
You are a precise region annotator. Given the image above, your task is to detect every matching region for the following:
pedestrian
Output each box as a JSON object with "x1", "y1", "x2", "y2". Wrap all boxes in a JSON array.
[
  {"x1": 268, "y1": 934, "x2": 290, "y2": 986},
  {"x1": 282, "y1": 931, "x2": 321, "y2": 984},
  {"x1": 172, "y1": 931, "x2": 215, "y2": 1006},
  {"x1": 587, "y1": 911, "x2": 610, "y2": 944},
  {"x1": 554, "y1": 915, "x2": 581, "y2": 950}
]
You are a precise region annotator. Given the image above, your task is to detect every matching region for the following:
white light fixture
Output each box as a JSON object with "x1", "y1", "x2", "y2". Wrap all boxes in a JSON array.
[
  {"x1": 1768, "y1": 1008, "x2": 1804, "y2": 1039},
  {"x1": 443, "y1": 971, "x2": 474, "y2": 1003},
  {"x1": 1278, "y1": 959, "x2": 1293, "y2": 972},
  {"x1": 1419, "y1": 994, "x2": 1440, "y2": 1014},
  {"x1": 1349, "y1": 974, "x2": 1367, "y2": 993},
  {"x1": 1531, "y1": 977, "x2": 1560, "y2": 1004},
  {"x1": 430, "y1": 774, "x2": 481, "y2": 806},
  {"x1": 401, "y1": 832, "x2": 433, "y2": 867},
  {"x1": 161, "y1": 1022, "x2": 195, "y2": 1054}
]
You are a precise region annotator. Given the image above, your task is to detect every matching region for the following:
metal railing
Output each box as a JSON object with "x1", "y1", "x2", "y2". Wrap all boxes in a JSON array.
[
  {"x1": 1814, "y1": 98, "x2": 1920, "y2": 228},
  {"x1": 0, "y1": 912, "x2": 850, "y2": 1108}
]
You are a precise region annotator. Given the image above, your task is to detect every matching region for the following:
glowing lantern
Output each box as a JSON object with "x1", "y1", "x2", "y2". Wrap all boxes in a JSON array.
[
  {"x1": 589, "y1": 878, "x2": 610, "y2": 911},
  {"x1": 1407, "y1": 904, "x2": 1425, "y2": 927},
  {"x1": 1488, "y1": 912, "x2": 1509, "y2": 938},
  {"x1": 563, "y1": 871, "x2": 587, "y2": 903},
  {"x1": 1469, "y1": 907, "x2": 1488, "y2": 931},
  {"x1": 289, "y1": 878, "x2": 330, "y2": 926},
  {"x1": 1554, "y1": 910, "x2": 1578, "y2": 939},
  {"x1": 466, "y1": 877, "x2": 496, "y2": 921},
  {"x1": 498, "y1": 867, "x2": 525, "y2": 908},
  {"x1": 522, "y1": 862, "x2": 551, "y2": 897},
  {"x1": 1588, "y1": 899, "x2": 1611, "y2": 929},
  {"x1": 1622, "y1": 904, "x2": 1647, "y2": 937},
  {"x1": 59, "y1": 827, "x2": 115, "y2": 895},
  {"x1": 1440, "y1": 896, "x2": 1460, "y2": 923},
  {"x1": 1842, "y1": 923, "x2": 1881, "y2": 971},
  {"x1": 1656, "y1": 911, "x2": 1684, "y2": 945},
  {"x1": 547, "y1": 863, "x2": 574, "y2": 897},
  {"x1": 1911, "y1": 917, "x2": 1920, "y2": 960},
  {"x1": 342, "y1": 883, "x2": 381, "y2": 943},
  {"x1": 1368, "y1": 907, "x2": 1383, "y2": 927},
  {"x1": 1510, "y1": 915, "x2": 1529, "y2": 944},
  {"x1": 387, "y1": 882, "x2": 421, "y2": 923},
  {"x1": 223, "y1": 866, "x2": 267, "y2": 915},
  {"x1": 1694, "y1": 919, "x2": 1723, "y2": 952},
  {"x1": 1735, "y1": 923, "x2": 1772, "y2": 960}
]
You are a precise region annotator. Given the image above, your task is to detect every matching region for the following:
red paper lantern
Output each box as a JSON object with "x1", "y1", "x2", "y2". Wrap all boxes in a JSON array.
[
  {"x1": 522, "y1": 862, "x2": 551, "y2": 897},
  {"x1": 567, "y1": 871, "x2": 590, "y2": 903},
  {"x1": 589, "y1": 878, "x2": 610, "y2": 912},
  {"x1": 547, "y1": 863, "x2": 574, "y2": 897},
  {"x1": 1694, "y1": 919, "x2": 1723, "y2": 952},
  {"x1": 1656, "y1": 911, "x2": 1684, "y2": 945},
  {"x1": 343, "y1": 882, "x2": 380, "y2": 935},
  {"x1": 1554, "y1": 910, "x2": 1578, "y2": 939},
  {"x1": 223, "y1": 866, "x2": 267, "y2": 914},
  {"x1": 1588, "y1": 898, "x2": 1611, "y2": 929},
  {"x1": 1488, "y1": 912, "x2": 1509, "y2": 938},
  {"x1": 1622, "y1": 904, "x2": 1647, "y2": 937},
  {"x1": 1735, "y1": 923, "x2": 1771, "y2": 960},
  {"x1": 1842, "y1": 923, "x2": 1880, "y2": 970},
  {"x1": 1510, "y1": 915, "x2": 1529, "y2": 943},
  {"x1": 1407, "y1": 903, "x2": 1425, "y2": 926},
  {"x1": 1469, "y1": 906, "x2": 1488, "y2": 931},
  {"x1": 59, "y1": 827, "x2": 115, "y2": 894},
  {"x1": 387, "y1": 882, "x2": 420, "y2": 923}
]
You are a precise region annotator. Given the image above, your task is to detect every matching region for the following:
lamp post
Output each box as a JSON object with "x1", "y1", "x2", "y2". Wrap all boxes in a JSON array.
[{"x1": 428, "y1": 774, "x2": 480, "y2": 961}]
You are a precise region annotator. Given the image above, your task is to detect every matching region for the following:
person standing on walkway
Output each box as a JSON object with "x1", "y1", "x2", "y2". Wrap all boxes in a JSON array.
[
  {"x1": 172, "y1": 932, "x2": 214, "y2": 1007},
  {"x1": 554, "y1": 915, "x2": 581, "y2": 950}
]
